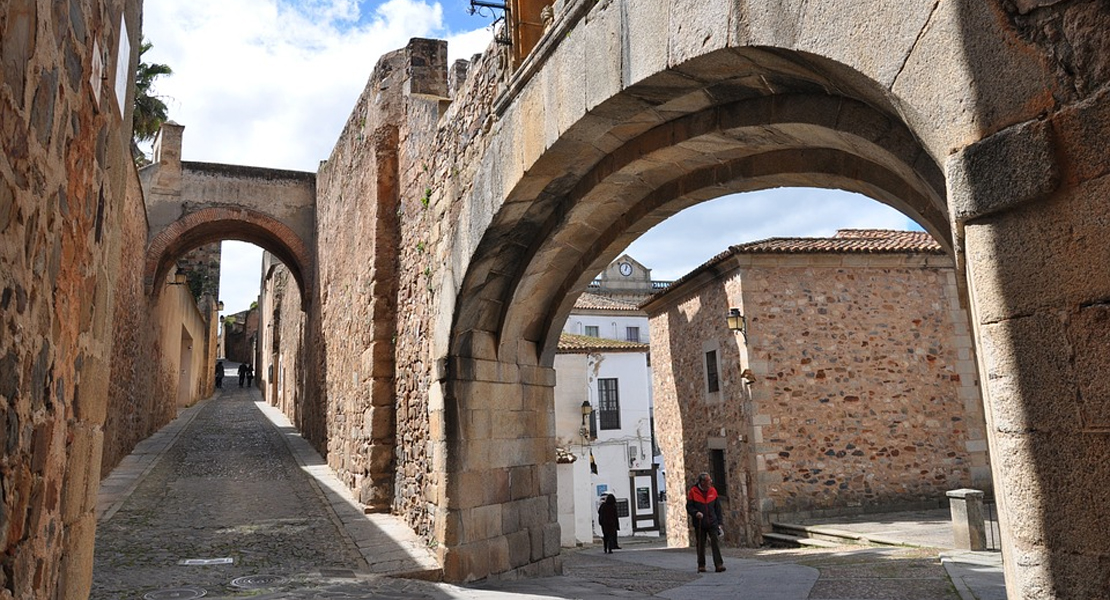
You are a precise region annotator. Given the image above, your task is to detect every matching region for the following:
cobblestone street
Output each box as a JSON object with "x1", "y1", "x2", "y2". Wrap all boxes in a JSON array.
[
  {"x1": 92, "y1": 378, "x2": 1001, "y2": 599},
  {"x1": 92, "y1": 383, "x2": 379, "y2": 599}
]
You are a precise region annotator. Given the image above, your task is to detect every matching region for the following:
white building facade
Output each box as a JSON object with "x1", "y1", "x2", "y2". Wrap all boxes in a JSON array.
[{"x1": 554, "y1": 256, "x2": 668, "y2": 547}]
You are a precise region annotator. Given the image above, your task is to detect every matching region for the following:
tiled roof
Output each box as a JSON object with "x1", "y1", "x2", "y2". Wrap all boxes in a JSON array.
[
  {"x1": 557, "y1": 333, "x2": 649, "y2": 353},
  {"x1": 573, "y1": 292, "x2": 643, "y2": 311},
  {"x1": 642, "y1": 230, "x2": 944, "y2": 308},
  {"x1": 729, "y1": 229, "x2": 943, "y2": 254}
]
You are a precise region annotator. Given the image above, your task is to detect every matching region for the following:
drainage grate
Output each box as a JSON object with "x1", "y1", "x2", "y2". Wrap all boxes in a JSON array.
[
  {"x1": 143, "y1": 587, "x2": 207, "y2": 600},
  {"x1": 229, "y1": 574, "x2": 288, "y2": 589}
]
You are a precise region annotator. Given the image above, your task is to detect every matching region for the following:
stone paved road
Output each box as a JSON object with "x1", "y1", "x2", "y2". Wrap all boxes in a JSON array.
[
  {"x1": 91, "y1": 383, "x2": 376, "y2": 600},
  {"x1": 93, "y1": 379, "x2": 996, "y2": 599}
]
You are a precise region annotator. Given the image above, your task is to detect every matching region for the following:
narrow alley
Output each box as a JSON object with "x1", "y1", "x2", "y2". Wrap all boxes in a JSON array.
[{"x1": 91, "y1": 364, "x2": 438, "y2": 599}]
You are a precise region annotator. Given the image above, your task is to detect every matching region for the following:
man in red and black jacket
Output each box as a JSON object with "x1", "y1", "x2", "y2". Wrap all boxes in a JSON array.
[{"x1": 686, "y1": 472, "x2": 725, "y2": 573}]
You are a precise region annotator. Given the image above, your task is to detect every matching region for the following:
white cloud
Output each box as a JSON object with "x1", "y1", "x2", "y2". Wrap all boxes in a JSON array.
[
  {"x1": 624, "y1": 189, "x2": 921, "y2": 281},
  {"x1": 143, "y1": 0, "x2": 471, "y2": 171}
]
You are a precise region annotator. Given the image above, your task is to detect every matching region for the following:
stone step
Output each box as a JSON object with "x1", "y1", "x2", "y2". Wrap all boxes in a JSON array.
[
  {"x1": 762, "y1": 531, "x2": 843, "y2": 548},
  {"x1": 770, "y1": 522, "x2": 916, "y2": 548}
]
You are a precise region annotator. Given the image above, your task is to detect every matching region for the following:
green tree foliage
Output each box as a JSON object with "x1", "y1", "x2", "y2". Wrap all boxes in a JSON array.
[{"x1": 133, "y1": 39, "x2": 172, "y2": 160}]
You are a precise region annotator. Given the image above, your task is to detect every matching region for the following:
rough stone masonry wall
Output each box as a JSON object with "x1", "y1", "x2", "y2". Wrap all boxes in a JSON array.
[
  {"x1": 1, "y1": 0, "x2": 140, "y2": 598},
  {"x1": 102, "y1": 168, "x2": 178, "y2": 478},
  {"x1": 315, "y1": 46, "x2": 410, "y2": 512},
  {"x1": 744, "y1": 255, "x2": 986, "y2": 522},
  {"x1": 272, "y1": 266, "x2": 304, "y2": 419},
  {"x1": 393, "y1": 43, "x2": 517, "y2": 564},
  {"x1": 648, "y1": 273, "x2": 759, "y2": 548},
  {"x1": 316, "y1": 33, "x2": 511, "y2": 549},
  {"x1": 651, "y1": 254, "x2": 986, "y2": 545}
]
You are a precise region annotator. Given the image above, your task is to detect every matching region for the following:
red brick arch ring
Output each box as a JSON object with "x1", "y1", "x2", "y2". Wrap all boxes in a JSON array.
[{"x1": 144, "y1": 207, "x2": 313, "y2": 308}]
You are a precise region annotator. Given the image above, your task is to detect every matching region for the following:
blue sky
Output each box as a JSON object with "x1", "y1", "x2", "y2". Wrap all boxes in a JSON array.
[{"x1": 142, "y1": 1, "x2": 919, "y2": 314}]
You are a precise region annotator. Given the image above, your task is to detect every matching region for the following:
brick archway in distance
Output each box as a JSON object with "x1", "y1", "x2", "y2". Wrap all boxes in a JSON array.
[{"x1": 143, "y1": 207, "x2": 313, "y2": 308}]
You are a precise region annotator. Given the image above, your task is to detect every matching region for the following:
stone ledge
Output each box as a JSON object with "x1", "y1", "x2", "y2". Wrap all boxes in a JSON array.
[{"x1": 947, "y1": 119, "x2": 1059, "y2": 223}]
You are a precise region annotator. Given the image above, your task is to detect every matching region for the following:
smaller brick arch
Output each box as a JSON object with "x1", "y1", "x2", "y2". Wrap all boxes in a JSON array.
[{"x1": 144, "y1": 207, "x2": 313, "y2": 307}]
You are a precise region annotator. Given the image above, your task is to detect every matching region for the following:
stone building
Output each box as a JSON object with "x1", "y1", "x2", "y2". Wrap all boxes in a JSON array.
[
  {"x1": 221, "y1": 305, "x2": 259, "y2": 366},
  {"x1": 643, "y1": 230, "x2": 989, "y2": 547}
]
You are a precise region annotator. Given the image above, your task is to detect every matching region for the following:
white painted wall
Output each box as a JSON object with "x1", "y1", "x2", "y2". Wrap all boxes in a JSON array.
[
  {"x1": 563, "y1": 314, "x2": 650, "y2": 343},
  {"x1": 554, "y1": 316, "x2": 661, "y2": 546}
]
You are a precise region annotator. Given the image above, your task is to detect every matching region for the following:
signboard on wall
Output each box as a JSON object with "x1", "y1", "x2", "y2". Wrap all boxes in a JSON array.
[{"x1": 114, "y1": 16, "x2": 130, "y2": 117}]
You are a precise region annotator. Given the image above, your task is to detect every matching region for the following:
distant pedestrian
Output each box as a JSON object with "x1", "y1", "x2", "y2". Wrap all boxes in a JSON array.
[
  {"x1": 215, "y1": 361, "x2": 224, "y2": 388},
  {"x1": 245, "y1": 364, "x2": 254, "y2": 387},
  {"x1": 686, "y1": 472, "x2": 725, "y2": 573},
  {"x1": 598, "y1": 494, "x2": 620, "y2": 553},
  {"x1": 237, "y1": 363, "x2": 247, "y2": 387}
]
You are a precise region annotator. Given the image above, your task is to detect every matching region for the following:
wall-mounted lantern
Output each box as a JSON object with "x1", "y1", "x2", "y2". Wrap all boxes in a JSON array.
[
  {"x1": 580, "y1": 400, "x2": 593, "y2": 440},
  {"x1": 726, "y1": 308, "x2": 746, "y2": 340}
]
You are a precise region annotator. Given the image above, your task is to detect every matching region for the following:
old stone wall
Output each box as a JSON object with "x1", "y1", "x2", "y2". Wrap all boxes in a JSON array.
[
  {"x1": 312, "y1": 32, "x2": 515, "y2": 562},
  {"x1": 222, "y1": 306, "x2": 257, "y2": 365},
  {"x1": 176, "y1": 243, "x2": 222, "y2": 301},
  {"x1": 258, "y1": 259, "x2": 305, "y2": 422},
  {"x1": 102, "y1": 172, "x2": 178, "y2": 477},
  {"x1": 743, "y1": 254, "x2": 986, "y2": 521},
  {"x1": 315, "y1": 45, "x2": 408, "y2": 512},
  {"x1": 1, "y1": 1, "x2": 141, "y2": 598},
  {"x1": 648, "y1": 275, "x2": 758, "y2": 548}
]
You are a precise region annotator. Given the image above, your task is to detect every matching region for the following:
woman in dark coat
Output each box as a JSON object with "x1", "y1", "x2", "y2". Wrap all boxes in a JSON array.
[{"x1": 598, "y1": 494, "x2": 621, "y2": 553}]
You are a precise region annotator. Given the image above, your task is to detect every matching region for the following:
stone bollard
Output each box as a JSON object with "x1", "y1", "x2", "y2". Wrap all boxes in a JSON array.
[{"x1": 947, "y1": 488, "x2": 986, "y2": 550}]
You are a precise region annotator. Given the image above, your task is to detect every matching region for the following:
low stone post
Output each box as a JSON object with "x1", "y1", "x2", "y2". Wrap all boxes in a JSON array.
[{"x1": 947, "y1": 489, "x2": 986, "y2": 550}]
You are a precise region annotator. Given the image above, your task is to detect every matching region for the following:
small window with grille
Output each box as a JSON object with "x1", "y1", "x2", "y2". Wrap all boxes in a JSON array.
[
  {"x1": 705, "y1": 350, "x2": 720, "y2": 393},
  {"x1": 598, "y1": 378, "x2": 621, "y2": 430}
]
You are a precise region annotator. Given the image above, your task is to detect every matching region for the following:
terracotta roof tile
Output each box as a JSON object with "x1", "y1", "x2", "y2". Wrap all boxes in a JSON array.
[
  {"x1": 729, "y1": 229, "x2": 942, "y2": 254},
  {"x1": 557, "y1": 333, "x2": 649, "y2": 353},
  {"x1": 642, "y1": 230, "x2": 944, "y2": 307},
  {"x1": 573, "y1": 292, "x2": 642, "y2": 311}
]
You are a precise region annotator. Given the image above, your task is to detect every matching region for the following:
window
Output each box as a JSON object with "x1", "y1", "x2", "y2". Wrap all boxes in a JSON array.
[
  {"x1": 598, "y1": 378, "x2": 621, "y2": 429},
  {"x1": 585, "y1": 325, "x2": 599, "y2": 337},
  {"x1": 705, "y1": 350, "x2": 720, "y2": 393},
  {"x1": 626, "y1": 326, "x2": 640, "y2": 342},
  {"x1": 710, "y1": 449, "x2": 728, "y2": 498}
]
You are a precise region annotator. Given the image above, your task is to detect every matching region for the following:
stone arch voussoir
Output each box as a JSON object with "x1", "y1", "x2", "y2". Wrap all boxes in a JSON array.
[{"x1": 144, "y1": 207, "x2": 313, "y2": 307}]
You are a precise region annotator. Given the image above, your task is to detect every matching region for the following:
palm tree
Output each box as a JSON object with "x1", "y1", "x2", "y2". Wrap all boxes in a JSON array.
[{"x1": 133, "y1": 39, "x2": 172, "y2": 162}]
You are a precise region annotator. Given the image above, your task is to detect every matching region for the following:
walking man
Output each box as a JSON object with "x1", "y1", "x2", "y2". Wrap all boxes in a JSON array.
[
  {"x1": 237, "y1": 363, "x2": 247, "y2": 387},
  {"x1": 214, "y1": 361, "x2": 224, "y2": 388},
  {"x1": 686, "y1": 472, "x2": 725, "y2": 573}
]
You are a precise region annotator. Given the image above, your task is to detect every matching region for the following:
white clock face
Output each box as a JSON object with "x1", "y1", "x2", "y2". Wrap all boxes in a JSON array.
[{"x1": 619, "y1": 262, "x2": 633, "y2": 276}]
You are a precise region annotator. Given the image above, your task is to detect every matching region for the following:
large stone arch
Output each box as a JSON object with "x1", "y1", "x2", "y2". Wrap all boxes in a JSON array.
[
  {"x1": 143, "y1": 206, "x2": 314, "y2": 308},
  {"x1": 435, "y1": 44, "x2": 954, "y2": 580},
  {"x1": 424, "y1": 1, "x2": 1098, "y2": 593}
]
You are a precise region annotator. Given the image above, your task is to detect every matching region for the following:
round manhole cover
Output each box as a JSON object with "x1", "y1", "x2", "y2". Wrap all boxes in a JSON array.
[
  {"x1": 143, "y1": 588, "x2": 207, "y2": 600},
  {"x1": 229, "y1": 574, "x2": 288, "y2": 589}
]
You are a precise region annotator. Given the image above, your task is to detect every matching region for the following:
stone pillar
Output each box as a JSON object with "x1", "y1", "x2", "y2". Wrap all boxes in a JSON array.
[
  {"x1": 436, "y1": 357, "x2": 561, "y2": 582},
  {"x1": 950, "y1": 105, "x2": 1110, "y2": 598},
  {"x1": 404, "y1": 38, "x2": 448, "y2": 99},
  {"x1": 946, "y1": 489, "x2": 986, "y2": 551}
]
